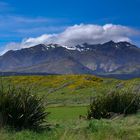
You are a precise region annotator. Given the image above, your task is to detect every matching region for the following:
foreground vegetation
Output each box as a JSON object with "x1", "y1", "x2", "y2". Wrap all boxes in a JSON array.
[
  {"x1": 0, "y1": 75, "x2": 140, "y2": 139},
  {"x1": 88, "y1": 90, "x2": 140, "y2": 119},
  {"x1": 0, "y1": 84, "x2": 49, "y2": 130},
  {"x1": 0, "y1": 107, "x2": 140, "y2": 140}
]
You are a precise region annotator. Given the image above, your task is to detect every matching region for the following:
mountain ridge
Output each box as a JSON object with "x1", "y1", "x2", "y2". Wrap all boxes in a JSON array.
[{"x1": 0, "y1": 41, "x2": 140, "y2": 77}]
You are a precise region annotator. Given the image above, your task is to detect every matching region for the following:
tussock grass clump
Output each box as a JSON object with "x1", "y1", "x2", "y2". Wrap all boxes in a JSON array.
[
  {"x1": 87, "y1": 90, "x2": 140, "y2": 119},
  {"x1": 0, "y1": 84, "x2": 49, "y2": 131}
]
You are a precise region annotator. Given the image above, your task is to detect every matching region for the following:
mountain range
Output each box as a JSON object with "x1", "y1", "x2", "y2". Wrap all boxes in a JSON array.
[{"x1": 0, "y1": 41, "x2": 140, "y2": 78}]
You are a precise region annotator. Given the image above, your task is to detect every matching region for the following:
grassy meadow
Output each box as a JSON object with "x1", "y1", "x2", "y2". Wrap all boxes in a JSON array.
[{"x1": 0, "y1": 75, "x2": 140, "y2": 140}]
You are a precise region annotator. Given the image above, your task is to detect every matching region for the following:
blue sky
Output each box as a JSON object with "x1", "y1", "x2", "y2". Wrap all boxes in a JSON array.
[{"x1": 0, "y1": 0, "x2": 140, "y2": 52}]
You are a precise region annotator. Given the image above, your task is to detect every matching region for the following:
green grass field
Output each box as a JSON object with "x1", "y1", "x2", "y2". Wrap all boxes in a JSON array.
[
  {"x1": 0, "y1": 75, "x2": 140, "y2": 140},
  {"x1": 48, "y1": 106, "x2": 87, "y2": 121}
]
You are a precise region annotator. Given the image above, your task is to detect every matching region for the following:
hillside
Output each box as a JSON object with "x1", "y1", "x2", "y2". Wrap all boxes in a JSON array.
[{"x1": 2, "y1": 75, "x2": 140, "y2": 106}]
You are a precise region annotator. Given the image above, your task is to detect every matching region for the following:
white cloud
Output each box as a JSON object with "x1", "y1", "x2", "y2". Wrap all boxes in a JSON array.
[
  {"x1": 56, "y1": 24, "x2": 138, "y2": 46},
  {"x1": 1, "y1": 24, "x2": 139, "y2": 54}
]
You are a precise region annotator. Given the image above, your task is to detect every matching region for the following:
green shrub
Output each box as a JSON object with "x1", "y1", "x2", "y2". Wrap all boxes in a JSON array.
[
  {"x1": 0, "y1": 84, "x2": 49, "y2": 130},
  {"x1": 87, "y1": 90, "x2": 140, "y2": 119}
]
